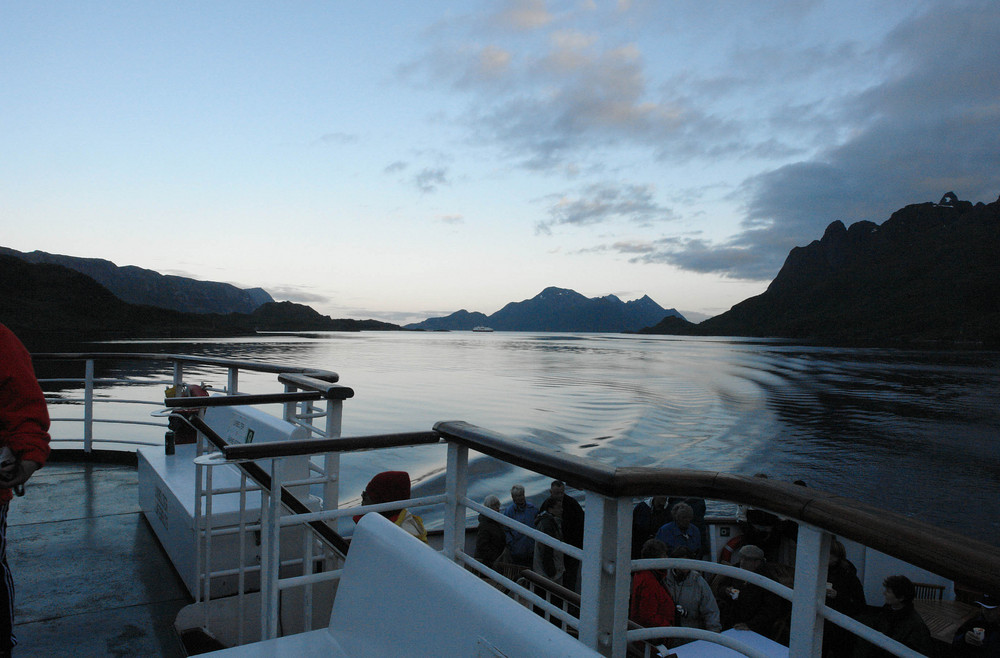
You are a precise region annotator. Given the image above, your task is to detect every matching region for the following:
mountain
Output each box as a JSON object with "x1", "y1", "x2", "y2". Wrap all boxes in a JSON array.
[
  {"x1": 0, "y1": 255, "x2": 400, "y2": 349},
  {"x1": 641, "y1": 192, "x2": 1000, "y2": 344},
  {"x1": 407, "y1": 287, "x2": 682, "y2": 332},
  {"x1": 0, "y1": 247, "x2": 273, "y2": 314}
]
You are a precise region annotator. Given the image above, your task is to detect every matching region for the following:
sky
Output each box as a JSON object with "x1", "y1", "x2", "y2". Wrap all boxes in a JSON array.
[{"x1": 3, "y1": 1, "x2": 999, "y2": 325}]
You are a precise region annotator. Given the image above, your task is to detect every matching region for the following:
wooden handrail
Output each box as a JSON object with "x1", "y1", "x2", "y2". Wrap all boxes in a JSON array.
[{"x1": 435, "y1": 421, "x2": 1000, "y2": 592}]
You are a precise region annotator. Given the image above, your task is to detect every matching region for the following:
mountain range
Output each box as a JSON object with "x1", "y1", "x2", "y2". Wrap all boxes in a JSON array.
[
  {"x1": 0, "y1": 254, "x2": 400, "y2": 349},
  {"x1": 0, "y1": 247, "x2": 272, "y2": 314},
  {"x1": 641, "y1": 192, "x2": 1000, "y2": 344},
  {"x1": 406, "y1": 287, "x2": 682, "y2": 332}
]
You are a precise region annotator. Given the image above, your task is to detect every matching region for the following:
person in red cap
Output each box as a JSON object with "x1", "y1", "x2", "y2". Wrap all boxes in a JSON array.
[
  {"x1": 0, "y1": 323, "x2": 51, "y2": 657},
  {"x1": 356, "y1": 471, "x2": 427, "y2": 542}
]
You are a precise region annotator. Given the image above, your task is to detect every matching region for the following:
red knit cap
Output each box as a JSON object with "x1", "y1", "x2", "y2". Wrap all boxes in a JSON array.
[{"x1": 364, "y1": 471, "x2": 411, "y2": 504}]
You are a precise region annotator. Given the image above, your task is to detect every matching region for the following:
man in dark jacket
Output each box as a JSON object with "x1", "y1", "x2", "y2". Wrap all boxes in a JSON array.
[
  {"x1": 717, "y1": 544, "x2": 789, "y2": 641},
  {"x1": 952, "y1": 592, "x2": 1000, "y2": 657},
  {"x1": 854, "y1": 575, "x2": 933, "y2": 657},
  {"x1": 474, "y1": 495, "x2": 506, "y2": 567},
  {"x1": 549, "y1": 480, "x2": 583, "y2": 590}
]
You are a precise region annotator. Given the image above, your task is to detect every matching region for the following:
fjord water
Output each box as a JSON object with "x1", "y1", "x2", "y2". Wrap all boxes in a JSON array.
[{"x1": 109, "y1": 332, "x2": 1000, "y2": 546}]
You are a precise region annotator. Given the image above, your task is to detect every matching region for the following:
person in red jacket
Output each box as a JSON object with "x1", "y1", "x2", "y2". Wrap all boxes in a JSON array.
[
  {"x1": 0, "y1": 323, "x2": 51, "y2": 657},
  {"x1": 630, "y1": 539, "x2": 676, "y2": 633}
]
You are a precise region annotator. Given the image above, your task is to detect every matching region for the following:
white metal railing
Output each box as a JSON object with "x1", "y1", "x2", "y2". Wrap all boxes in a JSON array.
[
  {"x1": 200, "y1": 423, "x2": 999, "y2": 658},
  {"x1": 30, "y1": 354, "x2": 996, "y2": 658}
]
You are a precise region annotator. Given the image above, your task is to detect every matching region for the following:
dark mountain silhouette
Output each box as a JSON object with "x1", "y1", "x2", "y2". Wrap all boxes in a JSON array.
[
  {"x1": 407, "y1": 287, "x2": 682, "y2": 332},
  {"x1": 408, "y1": 309, "x2": 491, "y2": 331},
  {"x1": 640, "y1": 192, "x2": 1000, "y2": 344},
  {"x1": 0, "y1": 247, "x2": 273, "y2": 314},
  {"x1": 0, "y1": 255, "x2": 400, "y2": 349}
]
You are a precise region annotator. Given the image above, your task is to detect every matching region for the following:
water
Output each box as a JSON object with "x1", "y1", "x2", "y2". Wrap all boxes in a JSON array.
[{"x1": 76, "y1": 332, "x2": 1000, "y2": 546}]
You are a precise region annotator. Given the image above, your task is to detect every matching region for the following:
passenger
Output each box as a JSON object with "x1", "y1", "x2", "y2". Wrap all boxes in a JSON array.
[
  {"x1": 503, "y1": 484, "x2": 538, "y2": 567},
  {"x1": 0, "y1": 323, "x2": 52, "y2": 656},
  {"x1": 355, "y1": 471, "x2": 427, "y2": 542},
  {"x1": 661, "y1": 546, "x2": 721, "y2": 637},
  {"x1": 666, "y1": 496, "x2": 708, "y2": 556},
  {"x1": 823, "y1": 539, "x2": 866, "y2": 657},
  {"x1": 951, "y1": 591, "x2": 999, "y2": 656},
  {"x1": 632, "y1": 495, "x2": 670, "y2": 559},
  {"x1": 549, "y1": 480, "x2": 584, "y2": 590},
  {"x1": 655, "y1": 502, "x2": 702, "y2": 557},
  {"x1": 854, "y1": 575, "x2": 933, "y2": 657},
  {"x1": 716, "y1": 544, "x2": 789, "y2": 641},
  {"x1": 533, "y1": 495, "x2": 565, "y2": 584},
  {"x1": 474, "y1": 494, "x2": 506, "y2": 568},
  {"x1": 629, "y1": 539, "x2": 676, "y2": 632}
]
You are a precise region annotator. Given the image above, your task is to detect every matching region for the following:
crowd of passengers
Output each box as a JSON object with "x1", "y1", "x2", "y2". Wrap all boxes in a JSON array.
[
  {"x1": 464, "y1": 476, "x2": 999, "y2": 658},
  {"x1": 352, "y1": 470, "x2": 996, "y2": 656}
]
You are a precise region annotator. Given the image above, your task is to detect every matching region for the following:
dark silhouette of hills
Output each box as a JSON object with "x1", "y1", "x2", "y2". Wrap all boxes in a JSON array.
[
  {"x1": 0, "y1": 255, "x2": 400, "y2": 350},
  {"x1": 0, "y1": 247, "x2": 273, "y2": 314},
  {"x1": 640, "y1": 192, "x2": 1000, "y2": 344},
  {"x1": 407, "y1": 287, "x2": 682, "y2": 332}
]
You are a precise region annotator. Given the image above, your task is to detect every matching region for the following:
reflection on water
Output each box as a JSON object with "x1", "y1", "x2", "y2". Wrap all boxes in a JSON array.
[{"x1": 71, "y1": 333, "x2": 1000, "y2": 545}]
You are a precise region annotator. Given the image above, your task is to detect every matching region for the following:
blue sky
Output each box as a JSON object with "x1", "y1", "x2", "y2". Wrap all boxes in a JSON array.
[{"x1": 3, "y1": 1, "x2": 998, "y2": 324}]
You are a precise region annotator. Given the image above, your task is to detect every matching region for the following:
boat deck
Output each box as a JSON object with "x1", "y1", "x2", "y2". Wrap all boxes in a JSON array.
[{"x1": 8, "y1": 459, "x2": 190, "y2": 657}]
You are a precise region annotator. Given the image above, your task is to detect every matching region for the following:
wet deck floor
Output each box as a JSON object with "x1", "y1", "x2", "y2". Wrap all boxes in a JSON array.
[{"x1": 8, "y1": 459, "x2": 190, "y2": 657}]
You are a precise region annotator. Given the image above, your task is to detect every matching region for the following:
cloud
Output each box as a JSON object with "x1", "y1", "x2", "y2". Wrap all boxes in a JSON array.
[
  {"x1": 649, "y1": 0, "x2": 1000, "y2": 280},
  {"x1": 436, "y1": 214, "x2": 464, "y2": 225},
  {"x1": 492, "y1": 0, "x2": 554, "y2": 31},
  {"x1": 537, "y1": 182, "x2": 676, "y2": 234},
  {"x1": 383, "y1": 161, "x2": 408, "y2": 174},
  {"x1": 413, "y1": 167, "x2": 450, "y2": 193},
  {"x1": 314, "y1": 132, "x2": 358, "y2": 146},
  {"x1": 268, "y1": 286, "x2": 331, "y2": 304}
]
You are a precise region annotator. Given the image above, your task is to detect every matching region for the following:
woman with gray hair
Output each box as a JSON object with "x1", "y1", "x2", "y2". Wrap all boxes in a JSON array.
[
  {"x1": 654, "y1": 501, "x2": 702, "y2": 557},
  {"x1": 475, "y1": 494, "x2": 506, "y2": 567}
]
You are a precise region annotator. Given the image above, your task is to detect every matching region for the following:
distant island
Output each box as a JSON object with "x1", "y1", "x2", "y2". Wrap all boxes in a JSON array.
[
  {"x1": 406, "y1": 287, "x2": 682, "y2": 333},
  {"x1": 640, "y1": 192, "x2": 1000, "y2": 345}
]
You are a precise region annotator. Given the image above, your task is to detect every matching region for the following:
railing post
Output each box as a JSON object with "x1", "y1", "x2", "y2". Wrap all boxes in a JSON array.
[
  {"x1": 83, "y1": 359, "x2": 95, "y2": 453},
  {"x1": 788, "y1": 525, "x2": 831, "y2": 657},
  {"x1": 443, "y1": 443, "x2": 469, "y2": 560},
  {"x1": 579, "y1": 492, "x2": 631, "y2": 658},
  {"x1": 173, "y1": 361, "x2": 183, "y2": 387},
  {"x1": 323, "y1": 399, "x2": 342, "y2": 525},
  {"x1": 260, "y1": 457, "x2": 283, "y2": 641},
  {"x1": 227, "y1": 366, "x2": 239, "y2": 394}
]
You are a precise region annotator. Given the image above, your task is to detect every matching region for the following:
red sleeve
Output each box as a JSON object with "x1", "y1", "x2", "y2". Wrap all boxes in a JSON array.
[
  {"x1": 0, "y1": 325, "x2": 51, "y2": 466},
  {"x1": 630, "y1": 572, "x2": 676, "y2": 628}
]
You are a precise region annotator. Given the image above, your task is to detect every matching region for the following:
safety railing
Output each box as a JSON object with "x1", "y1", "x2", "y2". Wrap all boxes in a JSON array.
[
  {"x1": 31, "y1": 353, "x2": 342, "y2": 453},
  {"x1": 198, "y1": 419, "x2": 999, "y2": 658}
]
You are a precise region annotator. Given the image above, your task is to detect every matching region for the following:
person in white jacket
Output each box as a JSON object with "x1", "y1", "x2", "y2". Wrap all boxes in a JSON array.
[{"x1": 660, "y1": 546, "x2": 721, "y2": 636}]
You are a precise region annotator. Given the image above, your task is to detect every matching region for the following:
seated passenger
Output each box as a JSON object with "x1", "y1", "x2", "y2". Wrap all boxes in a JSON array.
[
  {"x1": 716, "y1": 545, "x2": 789, "y2": 641},
  {"x1": 821, "y1": 539, "x2": 866, "y2": 656},
  {"x1": 952, "y1": 591, "x2": 999, "y2": 656},
  {"x1": 854, "y1": 575, "x2": 933, "y2": 657},
  {"x1": 630, "y1": 539, "x2": 676, "y2": 632},
  {"x1": 655, "y1": 502, "x2": 702, "y2": 557},
  {"x1": 355, "y1": 470, "x2": 427, "y2": 542},
  {"x1": 661, "y1": 546, "x2": 721, "y2": 637},
  {"x1": 632, "y1": 495, "x2": 670, "y2": 559},
  {"x1": 533, "y1": 495, "x2": 565, "y2": 584},
  {"x1": 474, "y1": 494, "x2": 506, "y2": 568}
]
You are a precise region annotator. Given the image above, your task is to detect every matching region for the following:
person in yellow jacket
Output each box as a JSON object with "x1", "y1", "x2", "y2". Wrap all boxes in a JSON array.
[{"x1": 355, "y1": 471, "x2": 427, "y2": 542}]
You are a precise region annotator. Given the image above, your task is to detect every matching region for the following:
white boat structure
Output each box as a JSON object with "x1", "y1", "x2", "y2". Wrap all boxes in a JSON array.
[
  {"x1": 26, "y1": 352, "x2": 1000, "y2": 657},
  {"x1": 472, "y1": 326, "x2": 494, "y2": 332}
]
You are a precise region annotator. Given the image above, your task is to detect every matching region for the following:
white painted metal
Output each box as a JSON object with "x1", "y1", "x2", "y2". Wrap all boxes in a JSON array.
[
  {"x1": 442, "y1": 442, "x2": 468, "y2": 560},
  {"x1": 83, "y1": 359, "x2": 94, "y2": 452},
  {"x1": 260, "y1": 457, "x2": 282, "y2": 641},
  {"x1": 579, "y1": 491, "x2": 632, "y2": 658},
  {"x1": 788, "y1": 525, "x2": 830, "y2": 657}
]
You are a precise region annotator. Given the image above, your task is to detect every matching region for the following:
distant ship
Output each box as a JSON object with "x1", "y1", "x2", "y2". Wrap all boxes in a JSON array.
[{"x1": 472, "y1": 326, "x2": 494, "y2": 332}]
